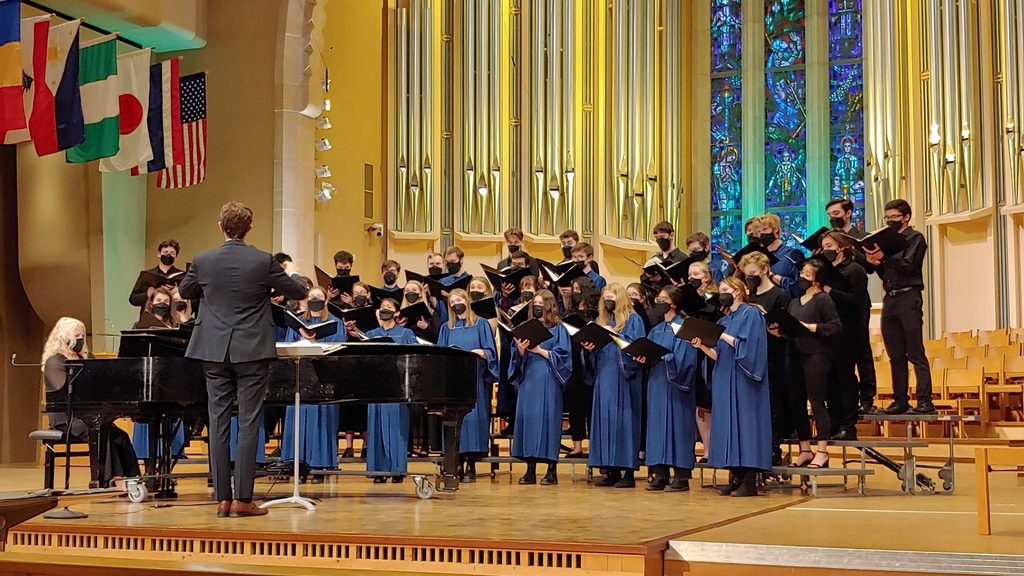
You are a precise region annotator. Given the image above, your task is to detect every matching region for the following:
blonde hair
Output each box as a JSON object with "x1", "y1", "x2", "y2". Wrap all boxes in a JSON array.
[
  {"x1": 737, "y1": 251, "x2": 771, "y2": 272},
  {"x1": 402, "y1": 280, "x2": 434, "y2": 312},
  {"x1": 756, "y1": 213, "x2": 781, "y2": 232},
  {"x1": 596, "y1": 284, "x2": 632, "y2": 332},
  {"x1": 41, "y1": 317, "x2": 88, "y2": 370},
  {"x1": 689, "y1": 261, "x2": 718, "y2": 294},
  {"x1": 719, "y1": 277, "x2": 749, "y2": 303},
  {"x1": 469, "y1": 276, "x2": 494, "y2": 297},
  {"x1": 446, "y1": 288, "x2": 479, "y2": 329}
]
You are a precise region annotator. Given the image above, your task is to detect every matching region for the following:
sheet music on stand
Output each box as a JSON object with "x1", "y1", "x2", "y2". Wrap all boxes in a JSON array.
[{"x1": 275, "y1": 342, "x2": 346, "y2": 356}]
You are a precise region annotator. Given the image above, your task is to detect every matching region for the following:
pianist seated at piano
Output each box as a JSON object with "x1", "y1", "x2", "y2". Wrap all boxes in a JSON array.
[
  {"x1": 364, "y1": 299, "x2": 417, "y2": 482},
  {"x1": 279, "y1": 286, "x2": 345, "y2": 480},
  {"x1": 42, "y1": 317, "x2": 140, "y2": 489}
]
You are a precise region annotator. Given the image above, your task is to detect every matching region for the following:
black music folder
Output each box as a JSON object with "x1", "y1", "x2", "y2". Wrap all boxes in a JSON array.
[
  {"x1": 470, "y1": 297, "x2": 498, "y2": 320},
  {"x1": 622, "y1": 337, "x2": 671, "y2": 363},
  {"x1": 497, "y1": 303, "x2": 531, "y2": 333},
  {"x1": 674, "y1": 317, "x2": 726, "y2": 345},
  {"x1": 314, "y1": 266, "x2": 334, "y2": 291},
  {"x1": 369, "y1": 286, "x2": 402, "y2": 307},
  {"x1": 399, "y1": 301, "x2": 432, "y2": 323},
  {"x1": 570, "y1": 322, "x2": 615, "y2": 350},
  {"x1": 764, "y1": 308, "x2": 810, "y2": 338},
  {"x1": 842, "y1": 226, "x2": 908, "y2": 256},
  {"x1": 561, "y1": 313, "x2": 589, "y2": 330},
  {"x1": 136, "y1": 266, "x2": 187, "y2": 288},
  {"x1": 624, "y1": 256, "x2": 691, "y2": 282},
  {"x1": 337, "y1": 305, "x2": 380, "y2": 333},
  {"x1": 481, "y1": 264, "x2": 532, "y2": 297},
  {"x1": 408, "y1": 272, "x2": 472, "y2": 300},
  {"x1": 136, "y1": 310, "x2": 171, "y2": 329},
  {"x1": 797, "y1": 226, "x2": 831, "y2": 252},
  {"x1": 509, "y1": 318, "x2": 553, "y2": 349},
  {"x1": 728, "y1": 242, "x2": 779, "y2": 266},
  {"x1": 272, "y1": 305, "x2": 339, "y2": 339}
]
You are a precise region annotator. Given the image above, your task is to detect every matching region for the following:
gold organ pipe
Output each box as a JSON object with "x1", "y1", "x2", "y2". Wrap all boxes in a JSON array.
[
  {"x1": 941, "y1": 0, "x2": 961, "y2": 213},
  {"x1": 478, "y1": 0, "x2": 490, "y2": 233},
  {"x1": 956, "y1": 0, "x2": 976, "y2": 210},
  {"x1": 532, "y1": 0, "x2": 545, "y2": 233},
  {"x1": 410, "y1": 0, "x2": 422, "y2": 230},
  {"x1": 926, "y1": 0, "x2": 944, "y2": 212},
  {"x1": 422, "y1": 0, "x2": 433, "y2": 231},
  {"x1": 463, "y1": 0, "x2": 476, "y2": 231},
  {"x1": 1015, "y1": 0, "x2": 1024, "y2": 204},
  {"x1": 614, "y1": 0, "x2": 627, "y2": 238},
  {"x1": 642, "y1": 0, "x2": 655, "y2": 240},
  {"x1": 628, "y1": 0, "x2": 640, "y2": 240},
  {"x1": 562, "y1": 0, "x2": 575, "y2": 232},
  {"x1": 548, "y1": 0, "x2": 562, "y2": 236},
  {"x1": 489, "y1": 0, "x2": 501, "y2": 234},
  {"x1": 398, "y1": 6, "x2": 409, "y2": 231}
]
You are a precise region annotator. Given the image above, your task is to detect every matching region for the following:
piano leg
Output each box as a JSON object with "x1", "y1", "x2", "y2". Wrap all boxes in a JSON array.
[
  {"x1": 439, "y1": 412, "x2": 465, "y2": 492},
  {"x1": 84, "y1": 415, "x2": 104, "y2": 489},
  {"x1": 155, "y1": 416, "x2": 178, "y2": 499}
]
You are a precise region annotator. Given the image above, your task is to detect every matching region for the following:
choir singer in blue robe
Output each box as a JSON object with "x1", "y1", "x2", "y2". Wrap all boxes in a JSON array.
[
  {"x1": 509, "y1": 290, "x2": 573, "y2": 485},
  {"x1": 635, "y1": 286, "x2": 699, "y2": 491},
  {"x1": 583, "y1": 284, "x2": 645, "y2": 488},
  {"x1": 437, "y1": 288, "x2": 499, "y2": 482},
  {"x1": 691, "y1": 276, "x2": 771, "y2": 497},
  {"x1": 365, "y1": 298, "x2": 418, "y2": 482}
]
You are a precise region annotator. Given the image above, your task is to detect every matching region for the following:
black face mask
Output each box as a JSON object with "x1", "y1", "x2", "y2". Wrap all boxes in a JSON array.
[
  {"x1": 744, "y1": 274, "x2": 762, "y2": 290},
  {"x1": 428, "y1": 265, "x2": 444, "y2": 276},
  {"x1": 153, "y1": 303, "x2": 171, "y2": 317},
  {"x1": 656, "y1": 237, "x2": 672, "y2": 251},
  {"x1": 690, "y1": 249, "x2": 709, "y2": 261},
  {"x1": 602, "y1": 300, "x2": 616, "y2": 312},
  {"x1": 796, "y1": 278, "x2": 813, "y2": 293},
  {"x1": 571, "y1": 292, "x2": 583, "y2": 306},
  {"x1": 160, "y1": 254, "x2": 175, "y2": 266},
  {"x1": 886, "y1": 219, "x2": 903, "y2": 229},
  {"x1": 829, "y1": 216, "x2": 846, "y2": 229},
  {"x1": 446, "y1": 262, "x2": 461, "y2": 274},
  {"x1": 520, "y1": 291, "x2": 534, "y2": 303},
  {"x1": 405, "y1": 292, "x2": 420, "y2": 303},
  {"x1": 508, "y1": 244, "x2": 521, "y2": 255},
  {"x1": 470, "y1": 291, "x2": 486, "y2": 302},
  {"x1": 451, "y1": 303, "x2": 467, "y2": 315},
  {"x1": 746, "y1": 233, "x2": 759, "y2": 244},
  {"x1": 532, "y1": 304, "x2": 545, "y2": 318},
  {"x1": 649, "y1": 302, "x2": 671, "y2": 318},
  {"x1": 561, "y1": 245, "x2": 573, "y2": 259},
  {"x1": 820, "y1": 249, "x2": 838, "y2": 263},
  {"x1": 175, "y1": 301, "x2": 188, "y2": 312},
  {"x1": 719, "y1": 292, "x2": 735, "y2": 309},
  {"x1": 308, "y1": 299, "x2": 326, "y2": 312},
  {"x1": 688, "y1": 278, "x2": 702, "y2": 289},
  {"x1": 379, "y1": 309, "x2": 396, "y2": 321},
  {"x1": 759, "y1": 232, "x2": 776, "y2": 247},
  {"x1": 629, "y1": 297, "x2": 641, "y2": 309},
  {"x1": 71, "y1": 338, "x2": 85, "y2": 353},
  {"x1": 336, "y1": 268, "x2": 351, "y2": 277},
  {"x1": 383, "y1": 272, "x2": 397, "y2": 285},
  {"x1": 353, "y1": 294, "x2": 369, "y2": 307},
  {"x1": 511, "y1": 264, "x2": 524, "y2": 271}
]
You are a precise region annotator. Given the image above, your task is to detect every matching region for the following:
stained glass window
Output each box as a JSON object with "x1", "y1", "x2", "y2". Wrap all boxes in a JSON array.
[
  {"x1": 764, "y1": 0, "x2": 807, "y2": 242},
  {"x1": 710, "y1": 0, "x2": 743, "y2": 253},
  {"x1": 828, "y1": 0, "x2": 865, "y2": 226}
]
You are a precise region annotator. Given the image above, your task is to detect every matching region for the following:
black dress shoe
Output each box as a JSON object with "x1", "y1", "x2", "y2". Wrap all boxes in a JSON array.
[
  {"x1": 664, "y1": 478, "x2": 689, "y2": 492},
  {"x1": 912, "y1": 402, "x2": 936, "y2": 415},
  {"x1": 373, "y1": 476, "x2": 387, "y2": 484},
  {"x1": 830, "y1": 428, "x2": 856, "y2": 441},
  {"x1": 517, "y1": 473, "x2": 536, "y2": 485},
  {"x1": 613, "y1": 470, "x2": 636, "y2": 488},
  {"x1": 645, "y1": 476, "x2": 668, "y2": 491},
  {"x1": 594, "y1": 470, "x2": 621, "y2": 487},
  {"x1": 540, "y1": 471, "x2": 558, "y2": 485},
  {"x1": 341, "y1": 448, "x2": 354, "y2": 459},
  {"x1": 885, "y1": 402, "x2": 911, "y2": 415}
]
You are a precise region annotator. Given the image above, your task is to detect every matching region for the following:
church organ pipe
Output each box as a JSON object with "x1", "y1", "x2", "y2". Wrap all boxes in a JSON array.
[{"x1": 397, "y1": 7, "x2": 408, "y2": 230}]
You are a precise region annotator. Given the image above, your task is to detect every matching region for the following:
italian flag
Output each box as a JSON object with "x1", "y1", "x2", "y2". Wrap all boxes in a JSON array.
[{"x1": 66, "y1": 35, "x2": 119, "y2": 163}]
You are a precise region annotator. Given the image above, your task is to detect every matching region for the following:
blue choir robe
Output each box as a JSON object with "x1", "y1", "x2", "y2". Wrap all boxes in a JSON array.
[
  {"x1": 436, "y1": 272, "x2": 471, "y2": 324},
  {"x1": 708, "y1": 303, "x2": 772, "y2": 471},
  {"x1": 279, "y1": 314, "x2": 346, "y2": 469},
  {"x1": 644, "y1": 316, "x2": 699, "y2": 469},
  {"x1": 509, "y1": 323, "x2": 573, "y2": 462},
  {"x1": 364, "y1": 324, "x2": 417, "y2": 473},
  {"x1": 586, "y1": 313, "x2": 645, "y2": 470},
  {"x1": 438, "y1": 318, "x2": 499, "y2": 455},
  {"x1": 770, "y1": 244, "x2": 806, "y2": 297},
  {"x1": 585, "y1": 269, "x2": 607, "y2": 290},
  {"x1": 132, "y1": 420, "x2": 186, "y2": 459}
]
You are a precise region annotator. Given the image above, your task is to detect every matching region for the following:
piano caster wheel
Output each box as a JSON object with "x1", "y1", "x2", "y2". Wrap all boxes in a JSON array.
[
  {"x1": 126, "y1": 480, "x2": 148, "y2": 503},
  {"x1": 413, "y1": 476, "x2": 435, "y2": 500}
]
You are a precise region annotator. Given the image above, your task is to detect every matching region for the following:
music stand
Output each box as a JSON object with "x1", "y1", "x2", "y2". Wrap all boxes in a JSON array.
[
  {"x1": 261, "y1": 347, "x2": 324, "y2": 511},
  {"x1": 46, "y1": 362, "x2": 87, "y2": 519}
]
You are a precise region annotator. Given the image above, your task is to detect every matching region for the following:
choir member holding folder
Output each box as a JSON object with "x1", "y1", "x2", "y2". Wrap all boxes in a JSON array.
[
  {"x1": 691, "y1": 277, "x2": 771, "y2": 497},
  {"x1": 129, "y1": 239, "x2": 185, "y2": 307},
  {"x1": 399, "y1": 280, "x2": 439, "y2": 342},
  {"x1": 364, "y1": 299, "x2": 418, "y2": 482},
  {"x1": 437, "y1": 288, "x2": 499, "y2": 482},
  {"x1": 767, "y1": 259, "x2": 841, "y2": 470},
  {"x1": 634, "y1": 286, "x2": 699, "y2": 492},
  {"x1": 582, "y1": 284, "x2": 645, "y2": 488},
  {"x1": 278, "y1": 287, "x2": 345, "y2": 480},
  {"x1": 509, "y1": 290, "x2": 573, "y2": 485},
  {"x1": 563, "y1": 276, "x2": 601, "y2": 458}
]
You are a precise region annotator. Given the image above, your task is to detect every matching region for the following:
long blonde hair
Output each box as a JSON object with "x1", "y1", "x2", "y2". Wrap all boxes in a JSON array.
[
  {"x1": 41, "y1": 317, "x2": 88, "y2": 371},
  {"x1": 596, "y1": 283, "x2": 632, "y2": 332},
  {"x1": 402, "y1": 280, "x2": 434, "y2": 312},
  {"x1": 446, "y1": 288, "x2": 479, "y2": 329}
]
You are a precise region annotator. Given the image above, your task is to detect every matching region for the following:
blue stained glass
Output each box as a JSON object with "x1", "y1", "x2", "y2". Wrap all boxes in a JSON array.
[
  {"x1": 711, "y1": 77, "x2": 742, "y2": 213},
  {"x1": 711, "y1": 213, "x2": 744, "y2": 253},
  {"x1": 829, "y1": 0, "x2": 862, "y2": 60},
  {"x1": 711, "y1": 0, "x2": 743, "y2": 73},
  {"x1": 765, "y1": 69, "x2": 807, "y2": 208},
  {"x1": 765, "y1": 0, "x2": 805, "y2": 67},
  {"x1": 829, "y1": 63, "x2": 864, "y2": 205},
  {"x1": 773, "y1": 210, "x2": 808, "y2": 246}
]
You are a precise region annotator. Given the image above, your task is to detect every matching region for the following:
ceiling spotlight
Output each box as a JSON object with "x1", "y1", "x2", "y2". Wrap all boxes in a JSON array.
[
  {"x1": 316, "y1": 138, "x2": 332, "y2": 151},
  {"x1": 317, "y1": 117, "x2": 332, "y2": 130},
  {"x1": 323, "y1": 98, "x2": 332, "y2": 112},
  {"x1": 316, "y1": 181, "x2": 336, "y2": 202},
  {"x1": 316, "y1": 164, "x2": 332, "y2": 178}
]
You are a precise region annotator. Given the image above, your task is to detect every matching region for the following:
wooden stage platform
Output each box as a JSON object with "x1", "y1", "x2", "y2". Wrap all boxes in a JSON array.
[{"x1": 0, "y1": 448, "x2": 1021, "y2": 576}]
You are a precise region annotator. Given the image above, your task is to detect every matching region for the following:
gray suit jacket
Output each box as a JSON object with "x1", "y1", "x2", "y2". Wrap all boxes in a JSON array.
[{"x1": 179, "y1": 239, "x2": 308, "y2": 363}]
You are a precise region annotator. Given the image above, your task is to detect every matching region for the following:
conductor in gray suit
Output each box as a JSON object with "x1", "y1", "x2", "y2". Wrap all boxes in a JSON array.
[{"x1": 179, "y1": 202, "x2": 308, "y2": 517}]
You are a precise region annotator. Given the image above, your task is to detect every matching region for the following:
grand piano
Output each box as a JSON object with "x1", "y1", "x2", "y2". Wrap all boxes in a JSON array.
[{"x1": 45, "y1": 329, "x2": 480, "y2": 494}]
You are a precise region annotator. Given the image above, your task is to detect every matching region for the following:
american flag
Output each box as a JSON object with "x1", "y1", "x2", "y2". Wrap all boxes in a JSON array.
[{"x1": 156, "y1": 72, "x2": 206, "y2": 188}]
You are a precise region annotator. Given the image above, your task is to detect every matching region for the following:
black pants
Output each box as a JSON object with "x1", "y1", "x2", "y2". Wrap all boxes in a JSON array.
[
  {"x1": 767, "y1": 347, "x2": 794, "y2": 457},
  {"x1": 854, "y1": 312, "x2": 877, "y2": 403},
  {"x1": 789, "y1": 353, "x2": 832, "y2": 442},
  {"x1": 204, "y1": 359, "x2": 270, "y2": 502},
  {"x1": 564, "y1": 380, "x2": 592, "y2": 443},
  {"x1": 881, "y1": 290, "x2": 932, "y2": 404},
  {"x1": 828, "y1": 336, "x2": 860, "y2": 432},
  {"x1": 55, "y1": 421, "x2": 140, "y2": 487}
]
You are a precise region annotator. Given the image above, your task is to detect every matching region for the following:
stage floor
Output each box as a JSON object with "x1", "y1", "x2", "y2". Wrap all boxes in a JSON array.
[{"x1": 1, "y1": 445, "x2": 1022, "y2": 576}]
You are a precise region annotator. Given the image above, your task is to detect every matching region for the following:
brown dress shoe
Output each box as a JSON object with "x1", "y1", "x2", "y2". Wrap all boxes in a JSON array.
[
  {"x1": 216, "y1": 500, "x2": 232, "y2": 518},
  {"x1": 229, "y1": 500, "x2": 268, "y2": 517}
]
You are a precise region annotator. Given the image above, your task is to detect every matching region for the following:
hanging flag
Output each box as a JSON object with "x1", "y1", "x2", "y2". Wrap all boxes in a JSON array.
[
  {"x1": 66, "y1": 35, "x2": 118, "y2": 163},
  {"x1": 130, "y1": 57, "x2": 178, "y2": 175},
  {"x1": 22, "y1": 19, "x2": 85, "y2": 156},
  {"x1": 156, "y1": 72, "x2": 205, "y2": 189},
  {"x1": 98, "y1": 48, "x2": 153, "y2": 172},
  {"x1": 3, "y1": 14, "x2": 48, "y2": 145},
  {"x1": 0, "y1": 0, "x2": 26, "y2": 141}
]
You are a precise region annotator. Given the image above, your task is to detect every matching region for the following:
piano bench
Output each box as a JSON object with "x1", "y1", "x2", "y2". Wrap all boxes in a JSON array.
[{"x1": 29, "y1": 430, "x2": 91, "y2": 490}]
